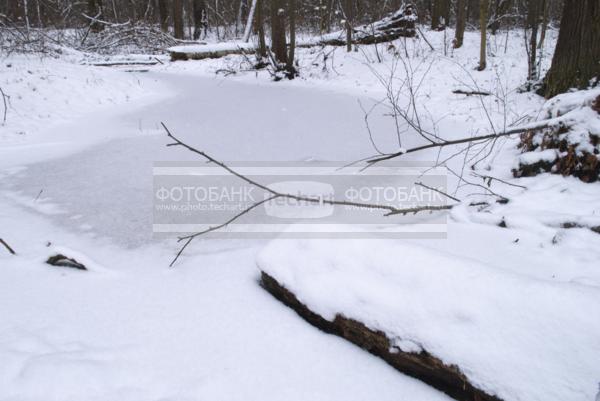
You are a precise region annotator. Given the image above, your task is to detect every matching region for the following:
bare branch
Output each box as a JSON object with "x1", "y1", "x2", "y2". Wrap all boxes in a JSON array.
[
  {"x1": 366, "y1": 118, "x2": 554, "y2": 165},
  {"x1": 162, "y1": 123, "x2": 455, "y2": 266},
  {"x1": 0, "y1": 238, "x2": 16, "y2": 255}
]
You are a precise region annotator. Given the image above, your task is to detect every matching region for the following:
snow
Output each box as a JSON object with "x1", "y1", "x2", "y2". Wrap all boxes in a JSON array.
[{"x1": 1, "y1": 25, "x2": 598, "y2": 401}]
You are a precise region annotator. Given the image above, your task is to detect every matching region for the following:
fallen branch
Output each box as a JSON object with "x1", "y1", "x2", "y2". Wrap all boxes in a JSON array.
[
  {"x1": 162, "y1": 123, "x2": 455, "y2": 266},
  {"x1": 0, "y1": 238, "x2": 16, "y2": 255},
  {"x1": 90, "y1": 61, "x2": 159, "y2": 67},
  {"x1": 367, "y1": 118, "x2": 555, "y2": 164},
  {"x1": 0, "y1": 86, "x2": 8, "y2": 124},
  {"x1": 452, "y1": 89, "x2": 491, "y2": 96}
]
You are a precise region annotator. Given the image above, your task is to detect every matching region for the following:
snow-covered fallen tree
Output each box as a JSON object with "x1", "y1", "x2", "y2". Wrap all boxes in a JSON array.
[
  {"x1": 168, "y1": 5, "x2": 417, "y2": 61},
  {"x1": 258, "y1": 235, "x2": 600, "y2": 401},
  {"x1": 514, "y1": 88, "x2": 600, "y2": 182}
]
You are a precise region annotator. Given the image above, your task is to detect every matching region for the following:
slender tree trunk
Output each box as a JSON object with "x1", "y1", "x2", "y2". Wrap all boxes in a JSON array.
[
  {"x1": 526, "y1": 0, "x2": 540, "y2": 81},
  {"x1": 193, "y1": 0, "x2": 207, "y2": 39},
  {"x1": 35, "y1": 0, "x2": 42, "y2": 27},
  {"x1": 454, "y1": 0, "x2": 466, "y2": 48},
  {"x1": 286, "y1": 0, "x2": 296, "y2": 72},
  {"x1": 173, "y1": 0, "x2": 184, "y2": 38},
  {"x1": 270, "y1": 0, "x2": 287, "y2": 64},
  {"x1": 543, "y1": 0, "x2": 600, "y2": 98},
  {"x1": 478, "y1": 0, "x2": 487, "y2": 71},
  {"x1": 431, "y1": 0, "x2": 441, "y2": 29},
  {"x1": 23, "y1": 0, "x2": 30, "y2": 31},
  {"x1": 342, "y1": 0, "x2": 353, "y2": 52},
  {"x1": 256, "y1": 0, "x2": 267, "y2": 57},
  {"x1": 243, "y1": 0, "x2": 258, "y2": 42},
  {"x1": 157, "y1": 0, "x2": 168, "y2": 32},
  {"x1": 537, "y1": 0, "x2": 548, "y2": 49}
]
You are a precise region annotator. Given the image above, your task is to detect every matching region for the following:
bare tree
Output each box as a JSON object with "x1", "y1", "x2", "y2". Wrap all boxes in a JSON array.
[
  {"x1": 478, "y1": 0, "x2": 488, "y2": 71},
  {"x1": 454, "y1": 0, "x2": 467, "y2": 48},
  {"x1": 526, "y1": 0, "x2": 541, "y2": 82},
  {"x1": 269, "y1": 0, "x2": 287, "y2": 63},
  {"x1": 173, "y1": 0, "x2": 184, "y2": 38},
  {"x1": 157, "y1": 0, "x2": 169, "y2": 32},
  {"x1": 286, "y1": 0, "x2": 296, "y2": 72}
]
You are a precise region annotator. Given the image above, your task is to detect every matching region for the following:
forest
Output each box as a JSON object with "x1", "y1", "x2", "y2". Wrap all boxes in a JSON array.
[{"x1": 0, "y1": 1, "x2": 599, "y2": 401}]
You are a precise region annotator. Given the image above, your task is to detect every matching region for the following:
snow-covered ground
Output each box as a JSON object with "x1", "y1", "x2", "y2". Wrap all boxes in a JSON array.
[{"x1": 1, "y1": 28, "x2": 599, "y2": 401}]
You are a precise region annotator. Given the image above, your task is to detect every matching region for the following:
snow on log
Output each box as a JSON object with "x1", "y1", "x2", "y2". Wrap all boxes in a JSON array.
[
  {"x1": 168, "y1": 42, "x2": 256, "y2": 61},
  {"x1": 257, "y1": 236, "x2": 600, "y2": 401},
  {"x1": 260, "y1": 272, "x2": 502, "y2": 401}
]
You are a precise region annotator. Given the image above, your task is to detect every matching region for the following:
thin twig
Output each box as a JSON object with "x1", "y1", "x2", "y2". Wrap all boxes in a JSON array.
[
  {"x1": 0, "y1": 86, "x2": 8, "y2": 124},
  {"x1": 0, "y1": 238, "x2": 16, "y2": 255},
  {"x1": 415, "y1": 182, "x2": 461, "y2": 202}
]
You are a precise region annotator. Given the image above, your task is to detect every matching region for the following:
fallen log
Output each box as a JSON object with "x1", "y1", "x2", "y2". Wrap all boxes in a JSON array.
[
  {"x1": 91, "y1": 61, "x2": 159, "y2": 67},
  {"x1": 319, "y1": 4, "x2": 417, "y2": 46},
  {"x1": 169, "y1": 6, "x2": 417, "y2": 61},
  {"x1": 169, "y1": 42, "x2": 256, "y2": 61},
  {"x1": 452, "y1": 89, "x2": 492, "y2": 96},
  {"x1": 260, "y1": 271, "x2": 503, "y2": 401}
]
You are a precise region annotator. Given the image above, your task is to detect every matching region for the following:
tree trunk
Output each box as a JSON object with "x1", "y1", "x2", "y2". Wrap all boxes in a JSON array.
[
  {"x1": 157, "y1": 0, "x2": 169, "y2": 32},
  {"x1": 526, "y1": 0, "x2": 540, "y2": 81},
  {"x1": 286, "y1": 0, "x2": 296, "y2": 72},
  {"x1": 270, "y1": 0, "x2": 287, "y2": 64},
  {"x1": 478, "y1": 0, "x2": 487, "y2": 71},
  {"x1": 256, "y1": 0, "x2": 267, "y2": 58},
  {"x1": 23, "y1": 0, "x2": 30, "y2": 31},
  {"x1": 243, "y1": 0, "x2": 258, "y2": 41},
  {"x1": 342, "y1": 0, "x2": 353, "y2": 52},
  {"x1": 192, "y1": 0, "x2": 207, "y2": 40},
  {"x1": 173, "y1": 0, "x2": 184, "y2": 39},
  {"x1": 537, "y1": 0, "x2": 548, "y2": 49},
  {"x1": 431, "y1": 0, "x2": 441, "y2": 29},
  {"x1": 454, "y1": 0, "x2": 466, "y2": 48},
  {"x1": 543, "y1": 0, "x2": 600, "y2": 98}
]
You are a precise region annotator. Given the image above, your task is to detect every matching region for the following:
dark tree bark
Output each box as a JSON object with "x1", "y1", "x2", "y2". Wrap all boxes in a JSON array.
[
  {"x1": 173, "y1": 0, "x2": 184, "y2": 39},
  {"x1": 543, "y1": 0, "x2": 600, "y2": 98},
  {"x1": 270, "y1": 0, "x2": 287, "y2": 64},
  {"x1": 192, "y1": 0, "x2": 207, "y2": 39},
  {"x1": 431, "y1": 0, "x2": 441, "y2": 29},
  {"x1": 454, "y1": 0, "x2": 467, "y2": 48},
  {"x1": 157, "y1": 0, "x2": 169, "y2": 32},
  {"x1": 255, "y1": 0, "x2": 267, "y2": 58}
]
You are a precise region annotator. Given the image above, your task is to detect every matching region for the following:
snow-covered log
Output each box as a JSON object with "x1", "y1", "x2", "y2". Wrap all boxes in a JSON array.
[
  {"x1": 260, "y1": 271, "x2": 502, "y2": 401},
  {"x1": 168, "y1": 5, "x2": 417, "y2": 61},
  {"x1": 318, "y1": 4, "x2": 417, "y2": 46},
  {"x1": 168, "y1": 42, "x2": 256, "y2": 61}
]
